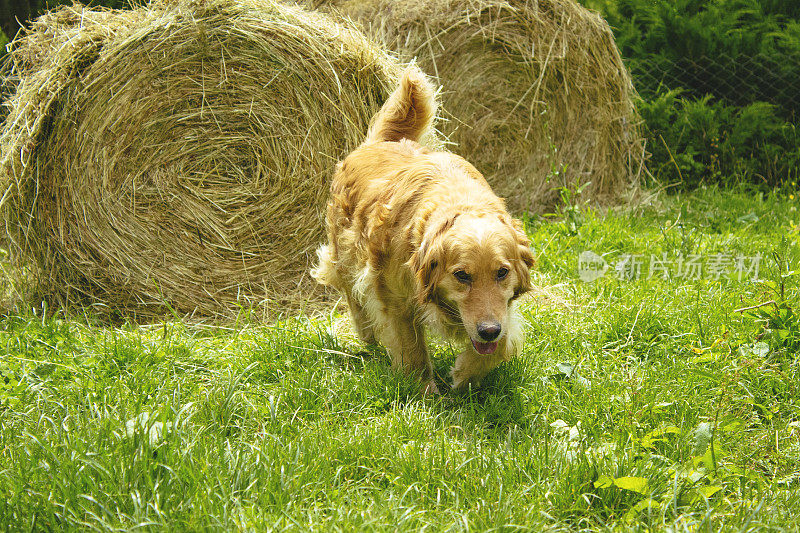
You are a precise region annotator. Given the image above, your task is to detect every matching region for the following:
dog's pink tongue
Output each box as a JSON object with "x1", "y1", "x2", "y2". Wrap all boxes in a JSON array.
[{"x1": 472, "y1": 340, "x2": 498, "y2": 355}]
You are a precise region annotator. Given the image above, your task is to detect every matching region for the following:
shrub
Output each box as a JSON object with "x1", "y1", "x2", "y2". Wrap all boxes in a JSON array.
[
  {"x1": 580, "y1": 0, "x2": 800, "y2": 188},
  {"x1": 640, "y1": 91, "x2": 799, "y2": 187}
]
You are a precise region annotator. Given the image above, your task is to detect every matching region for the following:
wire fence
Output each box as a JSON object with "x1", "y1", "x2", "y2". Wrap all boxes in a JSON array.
[{"x1": 627, "y1": 52, "x2": 800, "y2": 122}]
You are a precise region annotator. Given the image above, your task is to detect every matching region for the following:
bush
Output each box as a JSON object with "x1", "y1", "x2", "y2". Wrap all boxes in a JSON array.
[
  {"x1": 640, "y1": 91, "x2": 799, "y2": 187},
  {"x1": 580, "y1": 0, "x2": 800, "y2": 188}
]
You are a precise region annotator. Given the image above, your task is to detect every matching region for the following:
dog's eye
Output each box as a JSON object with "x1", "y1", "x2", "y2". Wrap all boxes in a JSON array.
[
  {"x1": 497, "y1": 267, "x2": 510, "y2": 280},
  {"x1": 453, "y1": 270, "x2": 471, "y2": 283}
]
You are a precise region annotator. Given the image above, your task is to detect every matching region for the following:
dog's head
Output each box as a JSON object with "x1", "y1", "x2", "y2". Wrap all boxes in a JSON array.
[{"x1": 410, "y1": 212, "x2": 535, "y2": 354}]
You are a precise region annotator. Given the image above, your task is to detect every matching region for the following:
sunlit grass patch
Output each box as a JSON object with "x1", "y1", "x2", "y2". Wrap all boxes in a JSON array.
[{"x1": 2, "y1": 186, "x2": 799, "y2": 530}]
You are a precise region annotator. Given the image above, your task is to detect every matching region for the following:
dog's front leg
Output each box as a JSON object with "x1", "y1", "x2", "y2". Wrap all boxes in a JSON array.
[{"x1": 378, "y1": 311, "x2": 439, "y2": 395}]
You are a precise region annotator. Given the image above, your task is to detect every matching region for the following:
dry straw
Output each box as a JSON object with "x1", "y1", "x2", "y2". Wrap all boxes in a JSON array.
[
  {"x1": 0, "y1": 0, "x2": 422, "y2": 320},
  {"x1": 305, "y1": 0, "x2": 646, "y2": 213}
]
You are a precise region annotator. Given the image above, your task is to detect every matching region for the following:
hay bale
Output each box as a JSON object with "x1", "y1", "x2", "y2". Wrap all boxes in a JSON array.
[
  {"x1": 304, "y1": 0, "x2": 645, "y2": 213},
  {"x1": 0, "y1": 0, "x2": 423, "y2": 320}
]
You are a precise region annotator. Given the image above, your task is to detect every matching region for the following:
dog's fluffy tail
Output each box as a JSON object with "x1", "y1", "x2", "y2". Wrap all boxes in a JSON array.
[{"x1": 365, "y1": 67, "x2": 436, "y2": 144}]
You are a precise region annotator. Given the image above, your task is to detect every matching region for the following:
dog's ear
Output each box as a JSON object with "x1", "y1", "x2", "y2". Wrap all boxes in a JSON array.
[
  {"x1": 409, "y1": 213, "x2": 457, "y2": 305},
  {"x1": 409, "y1": 238, "x2": 444, "y2": 305},
  {"x1": 510, "y1": 218, "x2": 535, "y2": 299}
]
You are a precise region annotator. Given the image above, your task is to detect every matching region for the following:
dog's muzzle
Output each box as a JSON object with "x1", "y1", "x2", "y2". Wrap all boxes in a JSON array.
[{"x1": 472, "y1": 322, "x2": 501, "y2": 354}]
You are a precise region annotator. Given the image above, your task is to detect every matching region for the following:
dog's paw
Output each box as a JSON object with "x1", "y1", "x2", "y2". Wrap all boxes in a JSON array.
[
  {"x1": 450, "y1": 366, "x2": 464, "y2": 391},
  {"x1": 450, "y1": 367, "x2": 482, "y2": 392},
  {"x1": 422, "y1": 379, "x2": 441, "y2": 396}
]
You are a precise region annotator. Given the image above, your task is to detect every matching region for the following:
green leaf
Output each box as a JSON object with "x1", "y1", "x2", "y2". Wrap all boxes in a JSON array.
[
  {"x1": 594, "y1": 474, "x2": 614, "y2": 489},
  {"x1": 692, "y1": 422, "x2": 713, "y2": 456},
  {"x1": 614, "y1": 476, "x2": 649, "y2": 494},
  {"x1": 624, "y1": 498, "x2": 663, "y2": 523},
  {"x1": 697, "y1": 485, "x2": 723, "y2": 498},
  {"x1": 552, "y1": 362, "x2": 591, "y2": 389},
  {"x1": 651, "y1": 402, "x2": 675, "y2": 413},
  {"x1": 642, "y1": 425, "x2": 682, "y2": 449},
  {"x1": 630, "y1": 498, "x2": 662, "y2": 513},
  {"x1": 555, "y1": 363, "x2": 575, "y2": 378},
  {"x1": 722, "y1": 420, "x2": 743, "y2": 433},
  {"x1": 687, "y1": 469, "x2": 707, "y2": 483},
  {"x1": 699, "y1": 445, "x2": 727, "y2": 469},
  {"x1": 751, "y1": 342, "x2": 770, "y2": 357},
  {"x1": 690, "y1": 353, "x2": 715, "y2": 363}
]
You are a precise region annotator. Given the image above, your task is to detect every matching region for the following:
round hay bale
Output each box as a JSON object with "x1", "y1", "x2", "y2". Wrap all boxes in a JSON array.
[
  {"x1": 0, "y1": 0, "x2": 425, "y2": 320},
  {"x1": 304, "y1": 0, "x2": 646, "y2": 213}
]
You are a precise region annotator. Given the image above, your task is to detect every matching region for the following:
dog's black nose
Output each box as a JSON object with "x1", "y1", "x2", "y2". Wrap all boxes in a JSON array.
[{"x1": 477, "y1": 322, "x2": 501, "y2": 341}]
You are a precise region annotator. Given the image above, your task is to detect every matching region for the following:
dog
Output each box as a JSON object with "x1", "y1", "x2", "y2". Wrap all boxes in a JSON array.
[{"x1": 312, "y1": 68, "x2": 534, "y2": 394}]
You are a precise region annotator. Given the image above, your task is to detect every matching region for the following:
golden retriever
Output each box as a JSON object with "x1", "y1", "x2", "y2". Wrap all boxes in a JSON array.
[{"x1": 312, "y1": 69, "x2": 534, "y2": 394}]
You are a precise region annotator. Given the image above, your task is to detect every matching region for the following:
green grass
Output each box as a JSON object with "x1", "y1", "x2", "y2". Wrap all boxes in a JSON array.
[{"x1": 2, "y1": 185, "x2": 800, "y2": 530}]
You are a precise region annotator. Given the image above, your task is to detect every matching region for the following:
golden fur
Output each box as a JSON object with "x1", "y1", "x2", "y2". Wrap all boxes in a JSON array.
[{"x1": 312, "y1": 69, "x2": 534, "y2": 393}]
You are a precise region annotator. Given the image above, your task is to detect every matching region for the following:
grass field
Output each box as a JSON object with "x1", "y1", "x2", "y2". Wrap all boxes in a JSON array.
[{"x1": 1, "y1": 186, "x2": 799, "y2": 531}]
